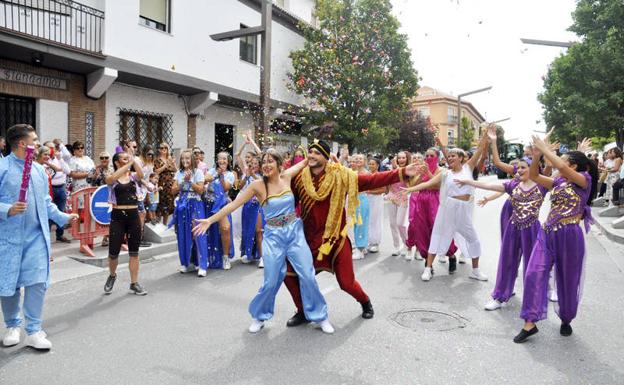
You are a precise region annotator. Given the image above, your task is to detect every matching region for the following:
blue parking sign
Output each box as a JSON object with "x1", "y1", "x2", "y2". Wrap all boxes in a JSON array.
[{"x1": 90, "y1": 185, "x2": 112, "y2": 225}]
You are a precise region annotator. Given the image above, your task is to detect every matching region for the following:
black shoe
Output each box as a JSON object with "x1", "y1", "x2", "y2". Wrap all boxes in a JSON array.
[
  {"x1": 449, "y1": 257, "x2": 457, "y2": 274},
  {"x1": 513, "y1": 326, "x2": 538, "y2": 343},
  {"x1": 129, "y1": 282, "x2": 148, "y2": 296},
  {"x1": 286, "y1": 311, "x2": 309, "y2": 327},
  {"x1": 560, "y1": 322, "x2": 573, "y2": 336},
  {"x1": 139, "y1": 240, "x2": 152, "y2": 248},
  {"x1": 104, "y1": 274, "x2": 116, "y2": 294},
  {"x1": 361, "y1": 301, "x2": 374, "y2": 319}
]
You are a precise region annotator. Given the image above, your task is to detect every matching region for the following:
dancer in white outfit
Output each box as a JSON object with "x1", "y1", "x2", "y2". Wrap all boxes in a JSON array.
[
  {"x1": 403, "y1": 132, "x2": 490, "y2": 281},
  {"x1": 366, "y1": 157, "x2": 385, "y2": 253}
]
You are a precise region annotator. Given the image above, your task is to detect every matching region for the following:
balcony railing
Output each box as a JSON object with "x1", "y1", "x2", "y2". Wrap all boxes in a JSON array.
[{"x1": 0, "y1": 0, "x2": 104, "y2": 54}]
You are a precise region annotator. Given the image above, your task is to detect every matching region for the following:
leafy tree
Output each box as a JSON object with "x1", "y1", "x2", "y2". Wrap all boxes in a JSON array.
[
  {"x1": 386, "y1": 112, "x2": 435, "y2": 154},
  {"x1": 288, "y1": 0, "x2": 419, "y2": 150},
  {"x1": 458, "y1": 116, "x2": 474, "y2": 150},
  {"x1": 539, "y1": 0, "x2": 624, "y2": 149}
]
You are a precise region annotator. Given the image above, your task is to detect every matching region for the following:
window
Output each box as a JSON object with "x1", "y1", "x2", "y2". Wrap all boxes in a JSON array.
[
  {"x1": 140, "y1": 0, "x2": 170, "y2": 32},
  {"x1": 118, "y1": 109, "x2": 173, "y2": 151},
  {"x1": 239, "y1": 24, "x2": 258, "y2": 64},
  {"x1": 273, "y1": 0, "x2": 286, "y2": 8},
  {"x1": 447, "y1": 129, "x2": 455, "y2": 146},
  {"x1": 418, "y1": 107, "x2": 430, "y2": 119},
  {"x1": 447, "y1": 106, "x2": 457, "y2": 124}
]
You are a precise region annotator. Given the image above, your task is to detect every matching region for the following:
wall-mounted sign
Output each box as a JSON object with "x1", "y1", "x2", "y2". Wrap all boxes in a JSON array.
[{"x1": 1, "y1": 67, "x2": 68, "y2": 90}]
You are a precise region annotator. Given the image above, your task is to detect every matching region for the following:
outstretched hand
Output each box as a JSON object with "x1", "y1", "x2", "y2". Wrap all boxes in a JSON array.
[
  {"x1": 477, "y1": 197, "x2": 489, "y2": 207},
  {"x1": 404, "y1": 163, "x2": 420, "y2": 177},
  {"x1": 577, "y1": 137, "x2": 592, "y2": 153},
  {"x1": 487, "y1": 124, "x2": 497, "y2": 141},
  {"x1": 192, "y1": 218, "x2": 213, "y2": 237}
]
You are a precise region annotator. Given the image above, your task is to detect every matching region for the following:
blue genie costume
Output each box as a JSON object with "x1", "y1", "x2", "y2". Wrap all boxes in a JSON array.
[
  {"x1": 248, "y1": 190, "x2": 327, "y2": 322},
  {"x1": 171, "y1": 169, "x2": 209, "y2": 270},
  {"x1": 0, "y1": 154, "x2": 71, "y2": 335},
  {"x1": 204, "y1": 168, "x2": 235, "y2": 269},
  {"x1": 240, "y1": 174, "x2": 265, "y2": 260}
]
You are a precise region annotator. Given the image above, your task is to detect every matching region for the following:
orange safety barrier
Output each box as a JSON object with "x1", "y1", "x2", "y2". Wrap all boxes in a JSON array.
[{"x1": 69, "y1": 187, "x2": 109, "y2": 257}]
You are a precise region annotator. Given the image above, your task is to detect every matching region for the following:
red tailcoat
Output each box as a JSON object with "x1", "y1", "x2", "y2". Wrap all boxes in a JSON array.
[{"x1": 287, "y1": 167, "x2": 403, "y2": 274}]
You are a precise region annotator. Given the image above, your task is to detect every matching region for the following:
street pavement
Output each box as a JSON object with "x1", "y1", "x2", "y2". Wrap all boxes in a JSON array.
[{"x1": 1, "y1": 176, "x2": 624, "y2": 385}]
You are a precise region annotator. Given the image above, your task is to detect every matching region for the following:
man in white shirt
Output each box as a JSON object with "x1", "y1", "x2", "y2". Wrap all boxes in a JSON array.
[{"x1": 44, "y1": 140, "x2": 72, "y2": 243}]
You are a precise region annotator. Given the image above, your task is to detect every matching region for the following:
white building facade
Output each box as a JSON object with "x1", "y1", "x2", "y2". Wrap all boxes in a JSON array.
[{"x1": 0, "y1": 0, "x2": 315, "y2": 161}]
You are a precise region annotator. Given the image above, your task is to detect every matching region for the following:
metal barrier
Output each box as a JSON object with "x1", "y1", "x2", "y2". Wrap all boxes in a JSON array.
[{"x1": 69, "y1": 186, "x2": 108, "y2": 257}]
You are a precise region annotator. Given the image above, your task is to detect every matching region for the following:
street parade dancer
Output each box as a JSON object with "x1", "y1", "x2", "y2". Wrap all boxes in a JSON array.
[
  {"x1": 1, "y1": 124, "x2": 78, "y2": 350},
  {"x1": 455, "y1": 156, "x2": 547, "y2": 311},
  {"x1": 193, "y1": 150, "x2": 334, "y2": 334},
  {"x1": 171, "y1": 149, "x2": 209, "y2": 277},
  {"x1": 402, "y1": 131, "x2": 490, "y2": 282},
  {"x1": 283, "y1": 139, "x2": 420, "y2": 327},
  {"x1": 514, "y1": 137, "x2": 597, "y2": 343}
]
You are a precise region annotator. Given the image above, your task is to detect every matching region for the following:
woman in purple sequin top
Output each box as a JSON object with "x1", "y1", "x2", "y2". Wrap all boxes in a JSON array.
[
  {"x1": 514, "y1": 136, "x2": 596, "y2": 343},
  {"x1": 456, "y1": 157, "x2": 548, "y2": 312}
]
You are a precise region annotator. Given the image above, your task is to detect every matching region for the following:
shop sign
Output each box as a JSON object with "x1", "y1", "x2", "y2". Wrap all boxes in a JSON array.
[{"x1": 1, "y1": 67, "x2": 68, "y2": 90}]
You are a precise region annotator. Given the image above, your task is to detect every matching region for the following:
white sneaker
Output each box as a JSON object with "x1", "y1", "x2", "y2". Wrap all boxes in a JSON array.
[
  {"x1": 222, "y1": 255, "x2": 231, "y2": 270},
  {"x1": 438, "y1": 255, "x2": 448, "y2": 263},
  {"x1": 248, "y1": 319, "x2": 264, "y2": 333},
  {"x1": 25, "y1": 331, "x2": 51, "y2": 350},
  {"x1": 352, "y1": 248, "x2": 364, "y2": 260},
  {"x1": 240, "y1": 255, "x2": 251, "y2": 264},
  {"x1": 458, "y1": 253, "x2": 467, "y2": 264},
  {"x1": 391, "y1": 248, "x2": 400, "y2": 256},
  {"x1": 469, "y1": 270, "x2": 488, "y2": 281},
  {"x1": 415, "y1": 253, "x2": 424, "y2": 261},
  {"x1": 368, "y1": 245, "x2": 379, "y2": 253},
  {"x1": 258, "y1": 258, "x2": 264, "y2": 268},
  {"x1": 399, "y1": 246, "x2": 407, "y2": 256},
  {"x1": 179, "y1": 264, "x2": 197, "y2": 273},
  {"x1": 421, "y1": 267, "x2": 433, "y2": 281},
  {"x1": 2, "y1": 327, "x2": 20, "y2": 347},
  {"x1": 197, "y1": 269, "x2": 207, "y2": 277},
  {"x1": 318, "y1": 319, "x2": 335, "y2": 334},
  {"x1": 548, "y1": 290, "x2": 558, "y2": 302},
  {"x1": 405, "y1": 248, "x2": 414, "y2": 261},
  {"x1": 484, "y1": 299, "x2": 503, "y2": 311}
]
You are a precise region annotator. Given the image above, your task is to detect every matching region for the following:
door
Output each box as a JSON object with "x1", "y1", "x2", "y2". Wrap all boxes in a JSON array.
[
  {"x1": 214, "y1": 123, "x2": 234, "y2": 159},
  {"x1": 0, "y1": 94, "x2": 36, "y2": 154}
]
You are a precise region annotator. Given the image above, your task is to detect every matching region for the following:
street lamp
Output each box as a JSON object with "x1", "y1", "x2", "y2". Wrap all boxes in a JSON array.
[
  {"x1": 457, "y1": 86, "x2": 492, "y2": 146},
  {"x1": 211, "y1": 0, "x2": 273, "y2": 147},
  {"x1": 520, "y1": 38, "x2": 574, "y2": 48}
]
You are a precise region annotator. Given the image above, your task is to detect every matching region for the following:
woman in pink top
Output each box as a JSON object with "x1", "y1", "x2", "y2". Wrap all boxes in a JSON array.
[{"x1": 386, "y1": 151, "x2": 411, "y2": 256}]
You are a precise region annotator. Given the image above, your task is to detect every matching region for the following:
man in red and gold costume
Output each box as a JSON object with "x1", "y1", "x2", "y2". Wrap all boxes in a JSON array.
[{"x1": 284, "y1": 139, "x2": 418, "y2": 327}]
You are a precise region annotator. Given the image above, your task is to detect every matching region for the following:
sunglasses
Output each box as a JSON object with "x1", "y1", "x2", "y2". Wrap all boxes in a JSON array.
[
  {"x1": 100, "y1": 156, "x2": 109, "y2": 160},
  {"x1": 75, "y1": 146, "x2": 84, "y2": 150},
  {"x1": 147, "y1": 153, "x2": 154, "y2": 156},
  {"x1": 426, "y1": 154, "x2": 436, "y2": 158},
  {"x1": 159, "y1": 147, "x2": 168, "y2": 150}
]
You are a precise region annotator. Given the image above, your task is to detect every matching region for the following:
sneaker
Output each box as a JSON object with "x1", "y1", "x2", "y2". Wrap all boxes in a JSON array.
[
  {"x1": 548, "y1": 290, "x2": 558, "y2": 302},
  {"x1": 129, "y1": 282, "x2": 148, "y2": 296},
  {"x1": 513, "y1": 326, "x2": 538, "y2": 343},
  {"x1": 405, "y1": 248, "x2": 414, "y2": 261},
  {"x1": 286, "y1": 311, "x2": 309, "y2": 327},
  {"x1": 2, "y1": 327, "x2": 20, "y2": 347},
  {"x1": 56, "y1": 236, "x2": 71, "y2": 243},
  {"x1": 240, "y1": 255, "x2": 251, "y2": 264},
  {"x1": 258, "y1": 258, "x2": 264, "y2": 268},
  {"x1": 469, "y1": 270, "x2": 488, "y2": 281},
  {"x1": 391, "y1": 248, "x2": 400, "y2": 256},
  {"x1": 484, "y1": 299, "x2": 503, "y2": 311},
  {"x1": 457, "y1": 252, "x2": 466, "y2": 264},
  {"x1": 448, "y1": 257, "x2": 457, "y2": 274},
  {"x1": 399, "y1": 246, "x2": 407, "y2": 256},
  {"x1": 197, "y1": 269, "x2": 207, "y2": 277},
  {"x1": 25, "y1": 331, "x2": 51, "y2": 350},
  {"x1": 352, "y1": 248, "x2": 364, "y2": 260},
  {"x1": 414, "y1": 252, "x2": 424, "y2": 261},
  {"x1": 248, "y1": 319, "x2": 265, "y2": 333},
  {"x1": 560, "y1": 322, "x2": 573, "y2": 336},
  {"x1": 104, "y1": 274, "x2": 116, "y2": 294},
  {"x1": 318, "y1": 319, "x2": 335, "y2": 334},
  {"x1": 438, "y1": 255, "x2": 448, "y2": 263},
  {"x1": 421, "y1": 267, "x2": 433, "y2": 281},
  {"x1": 368, "y1": 245, "x2": 379, "y2": 253},
  {"x1": 179, "y1": 264, "x2": 197, "y2": 273},
  {"x1": 222, "y1": 255, "x2": 231, "y2": 270}
]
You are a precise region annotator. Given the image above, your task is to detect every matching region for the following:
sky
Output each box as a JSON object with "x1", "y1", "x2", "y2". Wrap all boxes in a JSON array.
[{"x1": 391, "y1": 0, "x2": 578, "y2": 143}]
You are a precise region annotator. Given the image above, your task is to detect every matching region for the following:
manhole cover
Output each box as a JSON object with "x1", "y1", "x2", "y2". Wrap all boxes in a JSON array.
[{"x1": 390, "y1": 309, "x2": 468, "y2": 332}]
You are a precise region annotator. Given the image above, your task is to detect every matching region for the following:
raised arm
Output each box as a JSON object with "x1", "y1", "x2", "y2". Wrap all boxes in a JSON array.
[
  {"x1": 532, "y1": 135, "x2": 586, "y2": 188},
  {"x1": 282, "y1": 158, "x2": 308, "y2": 181},
  {"x1": 478, "y1": 191, "x2": 506, "y2": 207},
  {"x1": 192, "y1": 180, "x2": 259, "y2": 236},
  {"x1": 487, "y1": 125, "x2": 515, "y2": 175},
  {"x1": 454, "y1": 178, "x2": 505, "y2": 193},
  {"x1": 467, "y1": 128, "x2": 490, "y2": 170},
  {"x1": 402, "y1": 171, "x2": 442, "y2": 193},
  {"x1": 105, "y1": 161, "x2": 134, "y2": 185},
  {"x1": 528, "y1": 143, "x2": 554, "y2": 190}
]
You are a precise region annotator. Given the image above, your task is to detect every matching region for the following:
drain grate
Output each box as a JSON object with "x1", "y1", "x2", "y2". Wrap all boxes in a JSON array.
[{"x1": 390, "y1": 309, "x2": 468, "y2": 332}]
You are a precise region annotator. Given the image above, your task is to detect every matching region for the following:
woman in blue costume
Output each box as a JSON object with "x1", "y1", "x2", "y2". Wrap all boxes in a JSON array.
[
  {"x1": 193, "y1": 149, "x2": 334, "y2": 334},
  {"x1": 203, "y1": 152, "x2": 235, "y2": 270},
  {"x1": 171, "y1": 149, "x2": 209, "y2": 277},
  {"x1": 239, "y1": 155, "x2": 265, "y2": 266}
]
